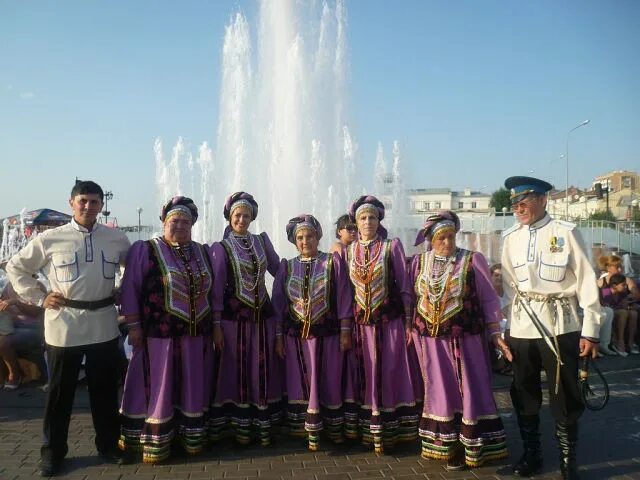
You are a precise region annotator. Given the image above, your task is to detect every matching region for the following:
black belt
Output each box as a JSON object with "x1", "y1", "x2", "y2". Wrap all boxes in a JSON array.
[{"x1": 65, "y1": 296, "x2": 115, "y2": 310}]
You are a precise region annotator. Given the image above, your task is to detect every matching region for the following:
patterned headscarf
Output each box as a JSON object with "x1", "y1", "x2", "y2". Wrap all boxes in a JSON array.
[
  {"x1": 348, "y1": 195, "x2": 388, "y2": 239},
  {"x1": 286, "y1": 214, "x2": 323, "y2": 244},
  {"x1": 414, "y1": 210, "x2": 460, "y2": 250},
  {"x1": 160, "y1": 196, "x2": 198, "y2": 224},
  {"x1": 223, "y1": 191, "x2": 259, "y2": 221}
]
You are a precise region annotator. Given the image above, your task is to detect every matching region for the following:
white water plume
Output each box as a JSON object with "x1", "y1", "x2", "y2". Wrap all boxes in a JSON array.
[{"x1": 154, "y1": 0, "x2": 361, "y2": 255}]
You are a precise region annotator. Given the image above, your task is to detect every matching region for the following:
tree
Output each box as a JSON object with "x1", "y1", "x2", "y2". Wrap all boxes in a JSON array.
[
  {"x1": 588, "y1": 210, "x2": 617, "y2": 222},
  {"x1": 490, "y1": 188, "x2": 511, "y2": 213}
]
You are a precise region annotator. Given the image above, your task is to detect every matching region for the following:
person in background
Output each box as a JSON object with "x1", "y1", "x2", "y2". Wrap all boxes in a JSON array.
[
  {"x1": 329, "y1": 214, "x2": 358, "y2": 255},
  {"x1": 599, "y1": 273, "x2": 638, "y2": 357},
  {"x1": 0, "y1": 277, "x2": 45, "y2": 389},
  {"x1": 6, "y1": 180, "x2": 131, "y2": 476},
  {"x1": 489, "y1": 263, "x2": 512, "y2": 374},
  {"x1": 597, "y1": 255, "x2": 640, "y2": 356}
]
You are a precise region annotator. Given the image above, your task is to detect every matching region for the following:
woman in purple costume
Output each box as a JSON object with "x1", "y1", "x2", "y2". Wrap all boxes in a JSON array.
[
  {"x1": 343, "y1": 195, "x2": 420, "y2": 454},
  {"x1": 119, "y1": 196, "x2": 214, "y2": 464},
  {"x1": 272, "y1": 215, "x2": 353, "y2": 451},
  {"x1": 410, "y1": 211, "x2": 511, "y2": 471},
  {"x1": 208, "y1": 192, "x2": 283, "y2": 446}
]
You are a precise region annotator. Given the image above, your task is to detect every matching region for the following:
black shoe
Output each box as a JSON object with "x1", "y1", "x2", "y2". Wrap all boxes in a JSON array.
[
  {"x1": 513, "y1": 449, "x2": 543, "y2": 477},
  {"x1": 446, "y1": 443, "x2": 466, "y2": 471},
  {"x1": 98, "y1": 448, "x2": 123, "y2": 464},
  {"x1": 39, "y1": 457, "x2": 62, "y2": 477},
  {"x1": 513, "y1": 414, "x2": 543, "y2": 477}
]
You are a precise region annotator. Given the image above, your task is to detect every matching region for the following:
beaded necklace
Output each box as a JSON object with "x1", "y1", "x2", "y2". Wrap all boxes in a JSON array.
[
  {"x1": 352, "y1": 237, "x2": 382, "y2": 284},
  {"x1": 299, "y1": 255, "x2": 318, "y2": 338},
  {"x1": 163, "y1": 239, "x2": 207, "y2": 297},
  {"x1": 229, "y1": 233, "x2": 262, "y2": 292},
  {"x1": 423, "y1": 251, "x2": 456, "y2": 336}
]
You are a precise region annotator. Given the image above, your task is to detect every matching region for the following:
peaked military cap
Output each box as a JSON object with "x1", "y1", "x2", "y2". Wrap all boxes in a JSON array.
[{"x1": 504, "y1": 176, "x2": 553, "y2": 205}]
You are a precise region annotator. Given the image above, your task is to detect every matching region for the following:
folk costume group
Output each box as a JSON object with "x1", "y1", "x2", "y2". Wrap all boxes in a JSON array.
[{"x1": 5, "y1": 175, "x2": 602, "y2": 479}]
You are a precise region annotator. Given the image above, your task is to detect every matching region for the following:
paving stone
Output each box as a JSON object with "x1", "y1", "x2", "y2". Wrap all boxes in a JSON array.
[
  {"x1": 315, "y1": 474, "x2": 352, "y2": 480},
  {"x1": 348, "y1": 471, "x2": 385, "y2": 479}
]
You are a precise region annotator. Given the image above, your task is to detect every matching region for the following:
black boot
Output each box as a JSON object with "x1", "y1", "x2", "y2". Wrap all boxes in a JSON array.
[
  {"x1": 556, "y1": 422, "x2": 579, "y2": 480},
  {"x1": 513, "y1": 414, "x2": 543, "y2": 477}
]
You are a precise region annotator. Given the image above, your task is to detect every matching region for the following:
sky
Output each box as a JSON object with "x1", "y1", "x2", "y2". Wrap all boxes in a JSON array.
[{"x1": 1, "y1": 0, "x2": 639, "y2": 226}]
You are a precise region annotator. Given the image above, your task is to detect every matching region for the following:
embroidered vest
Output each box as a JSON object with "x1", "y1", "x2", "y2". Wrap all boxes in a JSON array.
[
  {"x1": 413, "y1": 248, "x2": 484, "y2": 337},
  {"x1": 285, "y1": 253, "x2": 333, "y2": 338},
  {"x1": 347, "y1": 239, "x2": 397, "y2": 324},
  {"x1": 143, "y1": 238, "x2": 213, "y2": 337},
  {"x1": 221, "y1": 233, "x2": 268, "y2": 309}
]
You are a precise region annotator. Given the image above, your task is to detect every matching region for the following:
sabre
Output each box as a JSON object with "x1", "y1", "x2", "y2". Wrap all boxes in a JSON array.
[{"x1": 511, "y1": 282, "x2": 563, "y2": 365}]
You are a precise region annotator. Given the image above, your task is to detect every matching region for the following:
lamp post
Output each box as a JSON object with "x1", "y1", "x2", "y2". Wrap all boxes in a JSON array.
[
  {"x1": 136, "y1": 207, "x2": 143, "y2": 240},
  {"x1": 103, "y1": 191, "x2": 114, "y2": 224},
  {"x1": 565, "y1": 120, "x2": 590, "y2": 219},
  {"x1": 501, "y1": 206, "x2": 508, "y2": 229}
]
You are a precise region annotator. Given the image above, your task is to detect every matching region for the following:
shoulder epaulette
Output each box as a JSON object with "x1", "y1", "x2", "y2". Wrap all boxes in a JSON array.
[
  {"x1": 555, "y1": 219, "x2": 576, "y2": 231},
  {"x1": 501, "y1": 223, "x2": 520, "y2": 238}
]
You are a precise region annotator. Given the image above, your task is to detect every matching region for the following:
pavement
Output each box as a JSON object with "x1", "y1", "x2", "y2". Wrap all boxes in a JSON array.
[{"x1": 1, "y1": 355, "x2": 640, "y2": 480}]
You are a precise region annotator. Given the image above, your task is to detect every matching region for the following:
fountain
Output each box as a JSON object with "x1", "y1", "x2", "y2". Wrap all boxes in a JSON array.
[
  {"x1": 154, "y1": 0, "x2": 369, "y2": 255},
  {"x1": 0, "y1": 211, "x2": 29, "y2": 265}
]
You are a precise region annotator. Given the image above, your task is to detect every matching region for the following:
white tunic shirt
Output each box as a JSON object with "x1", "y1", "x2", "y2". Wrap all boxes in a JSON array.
[
  {"x1": 6, "y1": 219, "x2": 131, "y2": 347},
  {"x1": 501, "y1": 214, "x2": 602, "y2": 340}
]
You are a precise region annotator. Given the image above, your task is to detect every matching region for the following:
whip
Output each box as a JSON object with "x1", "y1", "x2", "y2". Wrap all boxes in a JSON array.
[{"x1": 579, "y1": 357, "x2": 609, "y2": 411}]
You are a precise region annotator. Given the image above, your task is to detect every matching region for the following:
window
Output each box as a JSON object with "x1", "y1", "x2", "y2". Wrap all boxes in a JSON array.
[
  {"x1": 458, "y1": 202, "x2": 464, "y2": 209},
  {"x1": 434, "y1": 202, "x2": 441, "y2": 209},
  {"x1": 623, "y1": 176, "x2": 632, "y2": 189},
  {"x1": 472, "y1": 201, "x2": 477, "y2": 208}
]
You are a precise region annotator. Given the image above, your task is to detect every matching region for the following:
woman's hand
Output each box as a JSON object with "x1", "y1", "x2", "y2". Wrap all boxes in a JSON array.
[
  {"x1": 213, "y1": 324, "x2": 224, "y2": 351},
  {"x1": 0, "y1": 298, "x2": 15, "y2": 311},
  {"x1": 492, "y1": 335, "x2": 513, "y2": 362},
  {"x1": 275, "y1": 335, "x2": 285, "y2": 359},
  {"x1": 127, "y1": 326, "x2": 143, "y2": 348},
  {"x1": 405, "y1": 326, "x2": 414, "y2": 346},
  {"x1": 340, "y1": 330, "x2": 352, "y2": 352}
]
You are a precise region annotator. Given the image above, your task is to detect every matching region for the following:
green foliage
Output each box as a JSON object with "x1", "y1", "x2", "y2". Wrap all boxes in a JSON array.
[
  {"x1": 490, "y1": 188, "x2": 511, "y2": 212},
  {"x1": 588, "y1": 210, "x2": 617, "y2": 222}
]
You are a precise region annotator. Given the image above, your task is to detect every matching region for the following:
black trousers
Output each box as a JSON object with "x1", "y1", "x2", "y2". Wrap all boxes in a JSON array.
[
  {"x1": 509, "y1": 331, "x2": 584, "y2": 424},
  {"x1": 42, "y1": 337, "x2": 121, "y2": 461}
]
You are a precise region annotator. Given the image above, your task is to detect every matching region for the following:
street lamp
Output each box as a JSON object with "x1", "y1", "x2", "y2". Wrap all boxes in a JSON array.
[
  {"x1": 103, "y1": 191, "x2": 114, "y2": 224},
  {"x1": 136, "y1": 207, "x2": 143, "y2": 240},
  {"x1": 565, "y1": 120, "x2": 590, "y2": 218}
]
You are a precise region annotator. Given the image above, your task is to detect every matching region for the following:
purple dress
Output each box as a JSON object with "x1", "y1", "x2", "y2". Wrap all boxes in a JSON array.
[
  {"x1": 272, "y1": 251, "x2": 353, "y2": 448},
  {"x1": 344, "y1": 237, "x2": 420, "y2": 452},
  {"x1": 119, "y1": 238, "x2": 214, "y2": 464},
  {"x1": 410, "y1": 248, "x2": 507, "y2": 467},
  {"x1": 208, "y1": 232, "x2": 283, "y2": 445}
]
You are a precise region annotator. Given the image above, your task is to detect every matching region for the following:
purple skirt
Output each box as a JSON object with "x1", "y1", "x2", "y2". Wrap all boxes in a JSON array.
[
  {"x1": 413, "y1": 332, "x2": 507, "y2": 466},
  {"x1": 119, "y1": 335, "x2": 214, "y2": 463},
  {"x1": 284, "y1": 334, "x2": 344, "y2": 439},
  {"x1": 209, "y1": 317, "x2": 284, "y2": 443},
  {"x1": 343, "y1": 317, "x2": 420, "y2": 447}
]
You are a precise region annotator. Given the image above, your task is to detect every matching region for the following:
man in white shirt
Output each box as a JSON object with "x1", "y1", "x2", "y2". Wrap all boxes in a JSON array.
[
  {"x1": 7, "y1": 181, "x2": 130, "y2": 476},
  {"x1": 501, "y1": 176, "x2": 601, "y2": 480}
]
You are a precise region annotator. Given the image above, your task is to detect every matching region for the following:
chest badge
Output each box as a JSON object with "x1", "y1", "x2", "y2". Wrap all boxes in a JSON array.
[{"x1": 550, "y1": 236, "x2": 564, "y2": 253}]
